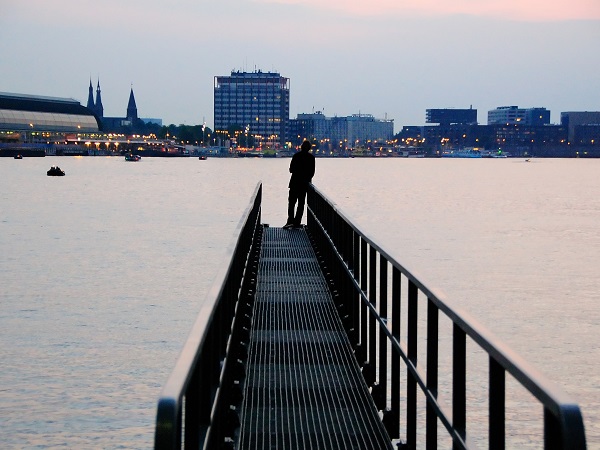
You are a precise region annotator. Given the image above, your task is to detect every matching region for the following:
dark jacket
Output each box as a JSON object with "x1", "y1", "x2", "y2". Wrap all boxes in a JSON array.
[{"x1": 288, "y1": 149, "x2": 315, "y2": 189}]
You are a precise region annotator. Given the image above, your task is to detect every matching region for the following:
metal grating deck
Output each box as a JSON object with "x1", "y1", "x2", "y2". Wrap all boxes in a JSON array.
[{"x1": 238, "y1": 227, "x2": 392, "y2": 449}]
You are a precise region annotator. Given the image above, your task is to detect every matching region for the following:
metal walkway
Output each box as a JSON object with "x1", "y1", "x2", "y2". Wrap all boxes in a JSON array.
[
  {"x1": 238, "y1": 226, "x2": 392, "y2": 450},
  {"x1": 155, "y1": 183, "x2": 587, "y2": 449}
]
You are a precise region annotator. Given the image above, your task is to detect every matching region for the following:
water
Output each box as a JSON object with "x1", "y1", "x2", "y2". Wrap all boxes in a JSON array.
[{"x1": 1, "y1": 156, "x2": 598, "y2": 448}]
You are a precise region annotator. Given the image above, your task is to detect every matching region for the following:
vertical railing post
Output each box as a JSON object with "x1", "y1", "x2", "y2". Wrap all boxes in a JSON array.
[
  {"x1": 364, "y1": 245, "x2": 377, "y2": 386},
  {"x1": 372, "y1": 255, "x2": 388, "y2": 410},
  {"x1": 544, "y1": 408, "x2": 561, "y2": 450},
  {"x1": 347, "y1": 225, "x2": 358, "y2": 347},
  {"x1": 358, "y1": 238, "x2": 368, "y2": 365},
  {"x1": 426, "y1": 298, "x2": 439, "y2": 450},
  {"x1": 379, "y1": 256, "x2": 388, "y2": 406},
  {"x1": 352, "y1": 230, "x2": 360, "y2": 350},
  {"x1": 407, "y1": 280, "x2": 418, "y2": 449},
  {"x1": 489, "y1": 356, "x2": 505, "y2": 450},
  {"x1": 387, "y1": 266, "x2": 401, "y2": 439},
  {"x1": 453, "y1": 324, "x2": 467, "y2": 450}
]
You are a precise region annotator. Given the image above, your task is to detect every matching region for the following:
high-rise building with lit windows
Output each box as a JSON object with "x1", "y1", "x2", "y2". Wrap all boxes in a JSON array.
[{"x1": 214, "y1": 70, "x2": 290, "y2": 146}]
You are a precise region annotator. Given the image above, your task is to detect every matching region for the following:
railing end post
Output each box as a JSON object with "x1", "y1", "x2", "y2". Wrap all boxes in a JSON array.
[{"x1": 155, "y1": 396, "x2": 180, "y2": 450}]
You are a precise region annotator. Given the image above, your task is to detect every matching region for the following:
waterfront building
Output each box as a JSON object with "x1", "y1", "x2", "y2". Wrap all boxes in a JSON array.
[
  {"x1": 426, "y1": 108, "x2": 477, "y2": 126},
  {"x1": 214, "y1": 70, "x2": 290, "y2": 146},
  {"x1": 397, "y1": 107, "x2": 596, "y2": 157},
  {"x1": 492, "y1": 124, "x2": 567, "y2": 156},
  {"x1": 488, "y1": 106, "x2": 550, "y2": 126},
  {"x1": 0, "y1": 91, "x2": 100, "y2": 146},
  {"x1": 289, "y1": 112, "x2": 394, "y2": 150},
  {"x1": 397, "y1": 122, "x2": 568, "y2": 157},
  {"x1": 560, "y1": 111, "x2": 600, "y2": 144},
  {"x1": 423, "y1": 124, "x2": 492, "y2": 152}
]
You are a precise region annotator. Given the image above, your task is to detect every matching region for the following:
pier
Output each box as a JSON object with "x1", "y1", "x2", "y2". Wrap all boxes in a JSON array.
[{"x1": 154, "y1": 182, "x2": 586, "y2": 449}]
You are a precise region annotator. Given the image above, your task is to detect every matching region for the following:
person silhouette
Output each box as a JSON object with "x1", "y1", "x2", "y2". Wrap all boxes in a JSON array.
[{"x1": 284, "y1": 140, "x2": 315, "y2": 229}]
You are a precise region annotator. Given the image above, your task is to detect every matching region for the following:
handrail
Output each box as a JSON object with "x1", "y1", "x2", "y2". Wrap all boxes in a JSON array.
[
  {"x1": 154, "y1": 182, "x2": 262, "y2": 450},
  {"x1": 306, "y1": 183, "x2": 586, "y2": 449}
]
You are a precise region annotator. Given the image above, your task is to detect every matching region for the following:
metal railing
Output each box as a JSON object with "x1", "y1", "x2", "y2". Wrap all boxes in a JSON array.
[
  {"x1": 306, "y1": 184, "x2": 586, "y2": 450},
  {"x1": 154, "y1": 182, "x2": 263, "y2": 450}
]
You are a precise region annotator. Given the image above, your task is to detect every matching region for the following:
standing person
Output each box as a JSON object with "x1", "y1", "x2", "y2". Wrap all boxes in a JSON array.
[{"x1": 284, "y1": 140, "x2": 315, "y2": 229}]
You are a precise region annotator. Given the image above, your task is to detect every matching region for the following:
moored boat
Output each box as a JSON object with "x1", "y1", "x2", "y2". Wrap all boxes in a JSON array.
[
  {"x1": 47, "y1": 166, "x2": 65, "y2": 176},
  {"x1": 125, "y1": 154, "x2": 141, "y2": 161},
  {"x1": 441, "y1": 148, "x2": 482, "y2": 158}
]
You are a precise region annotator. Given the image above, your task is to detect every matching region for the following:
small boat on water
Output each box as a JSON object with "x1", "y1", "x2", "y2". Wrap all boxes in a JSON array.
[
  {"x1": 125, "y1": 154, "x2": 141, "y2": 161},
  {"x1": 47, "y1": 166, "x2": 65, "y2": 176},
  {"x1": 14, "y1": 154, "x2": 23, "y2": 159},
  {"x1": 442, "y1": 148, "x2": 482, "y2": 158},
  {"x1": 199, "y1": 155, "x2": 207, "y2": 160}
]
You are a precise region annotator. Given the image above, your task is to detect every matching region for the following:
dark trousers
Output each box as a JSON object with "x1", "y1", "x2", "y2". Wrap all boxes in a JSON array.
[{"x1": 287, "y1": 186, "x2": 308, "y2": 225}]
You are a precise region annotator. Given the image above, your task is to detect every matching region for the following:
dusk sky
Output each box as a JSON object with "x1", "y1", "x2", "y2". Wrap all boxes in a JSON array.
[{"x1": 2, "y1": 0, "x2": 599, "y2": 132}]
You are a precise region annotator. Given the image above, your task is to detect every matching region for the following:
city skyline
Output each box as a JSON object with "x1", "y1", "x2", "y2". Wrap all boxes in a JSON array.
[{"x1": 1, "y1": 0, "x2": 599, "y2": 132}]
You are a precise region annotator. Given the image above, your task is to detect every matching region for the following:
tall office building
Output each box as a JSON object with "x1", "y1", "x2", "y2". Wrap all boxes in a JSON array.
[{"x1": 214, "y1": 70, "x2": 290, "y2": 146}]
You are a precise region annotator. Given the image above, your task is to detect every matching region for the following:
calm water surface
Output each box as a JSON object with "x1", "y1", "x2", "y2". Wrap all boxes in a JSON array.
[{"x1": 1, "y1": 156, "x2": 598, "y2": 448}]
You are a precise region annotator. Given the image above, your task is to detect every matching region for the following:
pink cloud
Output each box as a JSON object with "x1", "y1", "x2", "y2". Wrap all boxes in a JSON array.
[{"x1": 260, "y1": 0, "x2": 600, "y2": 21}]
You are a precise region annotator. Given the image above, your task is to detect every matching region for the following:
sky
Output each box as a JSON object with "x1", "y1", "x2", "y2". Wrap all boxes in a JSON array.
[{"x1": 1, "y1": 0, "x2": 599, "y2": 132}]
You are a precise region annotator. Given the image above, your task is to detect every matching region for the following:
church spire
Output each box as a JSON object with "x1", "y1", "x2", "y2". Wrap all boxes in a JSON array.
[
  {"x1": 86, "y1": 78, "x2": 95, "y2": 111},
  {"x1": 127, "y1": 85, "x2": 138, "y2": 121},
  {"x1": 95, "y1": 79, "x2": 104, "y2": 118}
]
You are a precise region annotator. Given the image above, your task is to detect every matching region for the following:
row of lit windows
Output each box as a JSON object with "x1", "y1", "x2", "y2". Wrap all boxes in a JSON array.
[
  {"x1": 216, "y1": 84, "x2": 288, "y2": 90},
  {"x1": 215, "y1": 101, "x2": 287, "y2": 105},
  {"x1": 215, "y1": 113, "x2": 285, "y2": 118},
  {"x1": 216, "y1": 93, "x2": 284, "y2": 96},
  {"x1": 216, "y1": 85, "x2": 286, "y2": 90},
  {"x1": 215, "y1": 95, "x2": 286, "y2": 101},
  {"x1": 214, "y1": 122, "x2": 283, "y2": 128},
  {"x1": 214, "y1": 121, "x2": 282, "y2": 127},
  {"x1": 215, "y1": 107, "x2": 287, "y2": 111},
  {"x1": 215, "y1": 112, "x2": 285, "y2": 117},
  {"x1": 215, "y1": 100, "x2": 286, "y2": 105},
  {"x1": 216, "y1": 98, "x2": 288, "y2": 102}
]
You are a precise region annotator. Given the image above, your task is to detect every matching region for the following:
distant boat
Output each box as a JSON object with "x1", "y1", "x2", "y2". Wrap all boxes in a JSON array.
[
  {"x1": 125, "y1": 154, "x2": 141, "y2": 161},
  {"x1": 14, "y1": 154, "x2": 23, "y2": 159},
  {"x1": 47, "y1": 166, "x2": 65, "y2": 176},
  {"x1": 199, "y1": 155, "x2": 207, "y2": 160},
  {"x1": 442, "y1": 148, "x2": 482, "y2": 158}
]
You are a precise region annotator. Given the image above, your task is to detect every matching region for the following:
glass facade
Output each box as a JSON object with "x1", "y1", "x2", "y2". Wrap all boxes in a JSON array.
[
  {"x1": 0, "y1": 93, "x2": 100, "y2": 135},
  {"x1": 0, "y1": 109, "x2": 99, "y2": 132}
]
